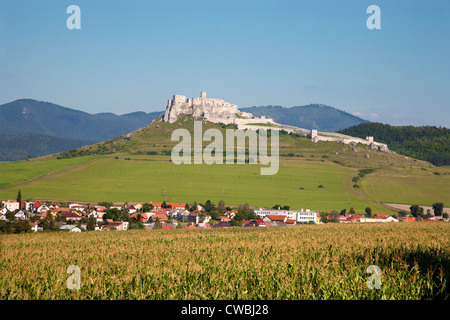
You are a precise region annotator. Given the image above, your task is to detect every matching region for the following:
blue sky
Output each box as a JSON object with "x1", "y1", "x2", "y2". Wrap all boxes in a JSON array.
[{"x1": 0, "y1": 0, "x2": 449, "y2": 127}]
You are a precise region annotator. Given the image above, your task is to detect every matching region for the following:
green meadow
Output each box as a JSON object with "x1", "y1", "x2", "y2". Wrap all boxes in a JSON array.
[
  {"x1": 1, "y1": 116, "x2": 448, "y2": 214},
  {"x1": 360, "y1": 167, "x2": 450, "y2": 206},
  {"x1": 0, "y1": 157, "x2": 92, "y2": 189},
  {"x1": 1, "y1": 155, "x2": 392, "y2": 213}
]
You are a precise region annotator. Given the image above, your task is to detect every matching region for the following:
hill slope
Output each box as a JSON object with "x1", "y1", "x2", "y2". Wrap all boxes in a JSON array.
[
  {"x1": 0, "y1": 134, "x2": 93, "y2": 161},
  {"x1": 240, "y1": 104, "x2": 369, "y2": 132},
  {"x1": 0, "y1": 99, "x2": 162, "y2": 141},
  {"x1": 1, "y1": 115, "x2": 448, "y2": 213},
  {"x1": 338, "y1": 123, "x2": 450, "y2": 166}
]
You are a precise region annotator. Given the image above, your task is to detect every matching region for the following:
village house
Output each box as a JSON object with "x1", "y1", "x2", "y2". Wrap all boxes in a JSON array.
[
  {"x1": 198, "y1": 222, "x2": 211, "y2": 228},
  {"x1": 263, "y1": 215, "x2": 287, "y2": 225},
  {"x1": 217, "y1": 215, "x2": 231, "y2": 222},
  {"x1": 22, "y1": 202, "x2": 34, "y2": 211},
  {"x1": 68, "y1": 203, "x2": 85, "y2": 212},
  {"x1": 167, "y1": 209, "x2": 181, "y2": 218},
  {"x1": 2, "y1": 200, "x2": 20, "y2": 212},
  {"x1": 254, "y1": 208, "x2": 319, "y2": 224},
  {"x1": 60, "y1": 225, "x2": 82, "y2": 232},
  {"x1": 340, "y1": 214, "x2": 365, "y2": 223},
  {"x1": 251, "y1": 220, "x2": 266, "y2": 227},
  {"x1": 130, "y1": 212, "x2": 149, "y2": 223},
  {"x1": 359, "y1": 214, "x2": 399, "y2": 223},
  {"x1": 180, "y1": 210, "x2": 192, "y2": 221},
  {"x1": 29, "y1": 222, "x2": 42, "y2": 232},
  {"x1": 187, "y1": 212, "x2": 200, "y2": 225},
  {"x1": 108, "y1": 221, "x2": 129, "y2": 231},
  {"x1": 225, "y1": 211, "x2": 237, "y2": 219},
  {"x1": 61, "y1": 211, "x2": 83, "y2": 222},
  {"x1": 148, "y1": 202, "x2": 187, "y2": 210},
  {"x1": 397, "y1": 216, "x2": 416, "y2": 222},
  {"x1": 211, "y1": 221, "x2": 231, "y2": 228},
  {"x1": 95, "y1": 205, "x2": 107, "y2": 212},
  {"x1": 151, "y1": 212, "x2": 168, "y2": 222},
  {"x1": 36, "y1": 204, "x2": 51, "y2": 213},
  {"x1": 13, "y1": 210, "x2": 27, "y2": 220}
]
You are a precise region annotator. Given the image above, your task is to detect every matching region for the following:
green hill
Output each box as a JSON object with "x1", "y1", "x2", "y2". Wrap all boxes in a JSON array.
[
  {"x1": 1, "y1": 115, "x2": 448, "y2": 214},
  {"x1": 0, "y1": 99, "x2": 162, "y2": 142},
  {"x1": 338, "y1": 123, "x2": 450, "y2": 166},
  {"x1": 0, "y1": 134, "x2": 93, "y2": 161}
]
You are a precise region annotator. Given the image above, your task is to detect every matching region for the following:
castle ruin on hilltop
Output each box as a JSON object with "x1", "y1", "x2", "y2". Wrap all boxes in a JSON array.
[
  {"x1": 163, "y1": 91, "x2": 271, "y2": 126},
  {"x1": 162, "y1": 91, "x2": 389, "y2": 152}
]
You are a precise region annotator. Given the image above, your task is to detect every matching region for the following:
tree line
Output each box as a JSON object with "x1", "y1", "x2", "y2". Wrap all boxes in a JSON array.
[{"x1": 338, "y1": 123, "x2": 450, "y2": 166}]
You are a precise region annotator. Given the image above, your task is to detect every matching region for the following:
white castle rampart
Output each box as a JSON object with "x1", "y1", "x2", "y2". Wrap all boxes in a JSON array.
[
  {"x1": 310, "y1": 129, "x2": 389, "y2": 152},
  {"x1": 162, "y1": 92, "x2": 389, "y2": 152}
]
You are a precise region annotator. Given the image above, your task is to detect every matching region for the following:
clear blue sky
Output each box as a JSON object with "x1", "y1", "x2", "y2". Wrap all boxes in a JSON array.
[{"x1": 0, "y1": 0, "x2": 449, "y2": 127}]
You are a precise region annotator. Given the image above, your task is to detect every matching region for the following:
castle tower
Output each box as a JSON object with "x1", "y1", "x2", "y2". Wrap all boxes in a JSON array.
[{"x1": 200, "y1": 91, "x2": 206, "y2": 98}]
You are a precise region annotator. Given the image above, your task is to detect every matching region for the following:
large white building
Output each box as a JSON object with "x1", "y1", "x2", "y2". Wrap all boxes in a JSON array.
[
  {"x1": 2, "y1": 200, "x2": 20, "y2": 212},
  {"x1": 253, "y1": 208, "x2": 319, "y2": 224}
]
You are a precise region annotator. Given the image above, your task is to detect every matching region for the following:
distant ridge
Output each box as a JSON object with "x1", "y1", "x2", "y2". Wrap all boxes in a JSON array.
[
  {"x1": 0, "y1": 99, "x2": 162, "y2": 161},
  {"x1": 0, "y1": 99, "x2": 163, "y2": 141},
  {"x1": 0, "y1": 134, "x2": 93, "y2": 162},
  {"x1": 240, "y1": 104, "x2": 370, "y2": 132}
]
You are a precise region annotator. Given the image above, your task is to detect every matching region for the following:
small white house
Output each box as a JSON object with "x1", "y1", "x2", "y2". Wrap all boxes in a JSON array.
[
  {"x1": 36, "y1": 204, "x2": 50, "y2": 213},
  {"x1": 14, "y1": 210, "x2": 27, "y2": 220},
  {"x1": 68, "y1": 203, "x2": 85, "y2": 212},
  {"x1": 360, "y1": 216, "x2": 399, "y2": 223},
  {"x1": 60, "y1": 225, "x2": 82, "y2": 232},
  {"x1": 30, "y1": 222, "x2": 40, "y2": 232}
]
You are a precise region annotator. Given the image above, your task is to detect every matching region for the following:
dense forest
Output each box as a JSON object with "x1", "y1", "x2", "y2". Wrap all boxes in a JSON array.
[{"x1": 338, "y1": 123, "x2": 450, "y2": 166}]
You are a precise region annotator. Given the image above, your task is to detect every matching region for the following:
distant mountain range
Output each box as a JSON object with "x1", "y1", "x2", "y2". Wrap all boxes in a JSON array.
[
  {"x1": 0, "y1": 99, "x2": 162, "y2": 141},
  {"x1": 0, "y1": 99, "x2": 162, "y2": 161},
  {"x1": 0, "y1": 134, "x2": 93, "y2": 162},
  {"x1": 240, "y1": 104, "x2": 369, "y2": 132},
  {"x1": 0, "y1": 99, "x2": 370, "y2": 161}
]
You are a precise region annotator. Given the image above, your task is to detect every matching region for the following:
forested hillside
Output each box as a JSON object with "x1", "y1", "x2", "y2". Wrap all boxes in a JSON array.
[
  {"x1": 0, "y1": 134, "x2": 93, "y2": 161},
  {"x1": 338, "y1": 123, "x2": 450, "y2": 166}
]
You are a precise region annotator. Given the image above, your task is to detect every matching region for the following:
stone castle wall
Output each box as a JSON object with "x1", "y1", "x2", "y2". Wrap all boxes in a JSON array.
[{"x1": 311, "y1": 129, "x2": 389, "y2": 152}]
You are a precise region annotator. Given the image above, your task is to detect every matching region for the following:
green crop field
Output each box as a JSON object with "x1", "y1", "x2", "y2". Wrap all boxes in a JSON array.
[{"x1": 1, "y1": 222, "x2": 448, "y2": 299}]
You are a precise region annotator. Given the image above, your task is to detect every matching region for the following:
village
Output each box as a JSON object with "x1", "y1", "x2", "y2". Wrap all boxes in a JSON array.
[{"x1": 1, "y1": 196, "x2": 445, "y2": 234}]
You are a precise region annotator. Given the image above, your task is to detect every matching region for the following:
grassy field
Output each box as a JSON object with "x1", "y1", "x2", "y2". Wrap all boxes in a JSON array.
[
  {"x1": 0, "y1": 155, "x2": 394, "y2": 213},
  {"x1": 1, "y1": 222, "x2": 448, "y2": 299},
  {"x1": 1, "y1": 116, "x2": 448, "y2": 213},
  {"x1": 0, "y1": 157, "x2": 92, "y2": 189},
  {"x1": 360, "y1": 167, "x2": 450, "y2": 206}
]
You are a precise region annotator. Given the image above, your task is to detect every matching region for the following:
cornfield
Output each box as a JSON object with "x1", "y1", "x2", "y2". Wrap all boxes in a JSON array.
[{"x1": 0, "y1": 222, "x2": 448, "y2": 299}]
